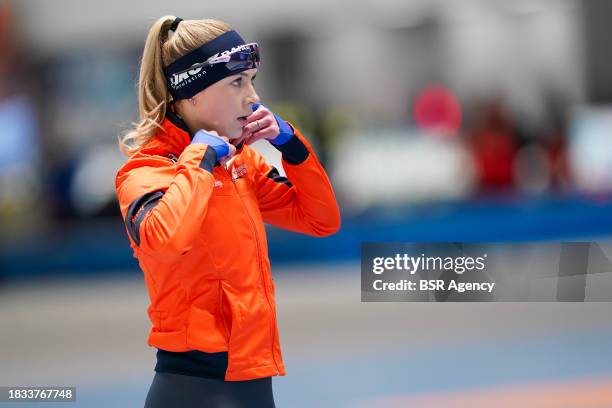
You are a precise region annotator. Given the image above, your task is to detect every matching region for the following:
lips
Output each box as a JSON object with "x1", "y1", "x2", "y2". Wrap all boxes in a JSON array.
[{"x1": 237, "y1": 115, "x2": 248, "y2": 126}]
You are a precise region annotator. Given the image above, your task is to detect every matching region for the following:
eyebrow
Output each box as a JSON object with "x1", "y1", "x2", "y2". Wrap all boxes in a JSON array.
[{"x1": 238, "y1": 72, "x2": 257, "y2": 80}]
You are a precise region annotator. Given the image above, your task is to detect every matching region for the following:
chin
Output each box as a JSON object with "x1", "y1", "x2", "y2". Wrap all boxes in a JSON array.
[{"x1": 226, "y1": 127, "x2": 243, "y2": 141}]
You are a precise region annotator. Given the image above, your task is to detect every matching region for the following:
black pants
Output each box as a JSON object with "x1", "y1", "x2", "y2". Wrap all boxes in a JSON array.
[{"x1": 144, "y1": 372, "x2": 276, "y2": 408}]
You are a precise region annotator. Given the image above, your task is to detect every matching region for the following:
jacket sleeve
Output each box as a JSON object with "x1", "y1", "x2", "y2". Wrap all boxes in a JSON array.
[
  {"x1": 249, "y1": 123, "x2": 341, "y2": 237},
  {"x1": 116, "y1": 143, "x2": 218, "y2": 258}
]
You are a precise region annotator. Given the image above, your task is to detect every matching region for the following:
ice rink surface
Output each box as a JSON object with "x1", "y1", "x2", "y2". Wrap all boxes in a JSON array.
[{"x1": 1, "y1": 262, "x2": 611, "y2": 407}]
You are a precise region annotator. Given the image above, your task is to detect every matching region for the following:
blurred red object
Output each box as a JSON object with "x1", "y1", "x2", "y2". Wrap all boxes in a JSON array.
[
  {"x1": 468, "y1": 100, "x2": 518, "y2": 191},
  {"x1": 413, "y1": 84, "x2": 462, "y2": 137}
]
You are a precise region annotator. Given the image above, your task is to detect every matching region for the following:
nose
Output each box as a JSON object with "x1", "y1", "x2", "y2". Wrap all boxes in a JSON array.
[{"x1": 245, "y1": 84, "x2": 260, "y2": 107}]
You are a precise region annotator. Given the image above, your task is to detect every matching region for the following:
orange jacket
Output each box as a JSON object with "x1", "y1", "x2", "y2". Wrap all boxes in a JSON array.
[{"x1": 115, "y1": 114, "x2": 341, "y2": 381}]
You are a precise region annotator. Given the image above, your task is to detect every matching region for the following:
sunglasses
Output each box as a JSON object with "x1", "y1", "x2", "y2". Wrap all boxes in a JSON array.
[{"x1": 173, "y1": 43, "x2": 260, "y2": 77}]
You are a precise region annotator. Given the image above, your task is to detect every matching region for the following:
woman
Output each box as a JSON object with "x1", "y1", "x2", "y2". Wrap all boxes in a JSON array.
[{"x1": 115, "y1": 16, "x2": 341, "y2": 407}]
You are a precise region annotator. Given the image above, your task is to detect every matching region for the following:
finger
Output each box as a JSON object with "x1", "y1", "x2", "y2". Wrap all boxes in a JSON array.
[
  {"x1": 245, "y1": 129, "x2": 275, "y2": 145},
  {"x1": 206, "y1": 129, "x2": 219, "y2": 136},
  {"x1": 244, "y1": 107, "x2": 268, "y2": 124},
  {"x1": 245, "y1": 118, "x2": 280, "y2": 143},
  {"x1": 243, "y1": 128, "x2": 262, "y2": 145},
  {"x1": 258, "y1": 122, "x2": 280, "y2": 140},
  {"x1": 232, "y1": 126, "x2": 252, "y2": 148},
  {"x1": 243, "y1": 115, "x2": 274, "y2": 134},
  {"x1": 244, "y1": 133, "x2": 266, "y2": 145},
  {"x1": 227, "y1": 143, "x2": 237, "y2": 157}
]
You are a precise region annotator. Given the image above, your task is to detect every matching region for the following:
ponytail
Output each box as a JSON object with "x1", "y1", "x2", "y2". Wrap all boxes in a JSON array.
[{"x1": 118, "y1": 16, "x2": 231, "y2": 156}]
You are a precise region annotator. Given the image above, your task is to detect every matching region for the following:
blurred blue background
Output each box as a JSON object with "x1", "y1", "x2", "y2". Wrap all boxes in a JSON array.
[{"x1": 1, "y1": 0, "x2": 612, "y2": 407}]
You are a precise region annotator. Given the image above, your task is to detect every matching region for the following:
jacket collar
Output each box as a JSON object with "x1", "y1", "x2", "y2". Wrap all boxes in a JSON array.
[
  {"x1": 165, "y1": 108, "x2": 192, "y2": 137},
  {"x1": 145, "y1": 108, "x2": 193, "y2": 156}
]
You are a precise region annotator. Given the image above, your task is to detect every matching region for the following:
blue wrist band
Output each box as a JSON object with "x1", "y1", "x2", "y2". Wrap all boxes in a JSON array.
[
  {"x1": 192, "y1": 130, "x2": 230, "y2": 158},
  {"x1": 252, "y1": 103, "x2": 295, "y2": 145}
]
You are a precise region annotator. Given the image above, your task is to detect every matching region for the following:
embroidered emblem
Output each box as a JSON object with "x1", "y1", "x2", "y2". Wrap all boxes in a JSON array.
[{"x1": 232, "y1": 164, "x2": 247, "y2": 180}]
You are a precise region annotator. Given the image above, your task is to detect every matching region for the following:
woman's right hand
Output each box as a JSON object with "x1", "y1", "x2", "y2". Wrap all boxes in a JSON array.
[{"x1": 191, "y1": 129, "x2": 236, "y2": 164}]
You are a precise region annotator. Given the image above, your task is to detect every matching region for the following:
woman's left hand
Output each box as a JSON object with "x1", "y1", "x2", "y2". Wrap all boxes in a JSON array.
[{"x1": 238, "y1": 103, "x2": 293, "y2": 146}]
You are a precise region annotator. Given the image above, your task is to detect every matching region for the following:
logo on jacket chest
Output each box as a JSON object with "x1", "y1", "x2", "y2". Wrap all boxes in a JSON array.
[{"x1": 231, "y1": 164, "x2": 248, "y2": 181}]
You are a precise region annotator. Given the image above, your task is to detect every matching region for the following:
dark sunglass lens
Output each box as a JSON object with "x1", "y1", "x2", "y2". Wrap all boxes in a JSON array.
[
  {"x1": 226, "y1": 60, "x2": 250, "y2": 71},
  {"x1": 226, "y1": 51, "x2": 258, "y2": 71}
]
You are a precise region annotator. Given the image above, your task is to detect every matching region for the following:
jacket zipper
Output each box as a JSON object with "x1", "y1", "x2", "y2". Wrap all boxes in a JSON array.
[{"x1": 222, "y1": 166, "x2": 280, "y2": 375}]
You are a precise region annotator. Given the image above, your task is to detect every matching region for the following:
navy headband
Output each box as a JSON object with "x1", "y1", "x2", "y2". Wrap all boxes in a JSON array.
[{"x1": 164, "y1": 30, "x2": 249, "y2": 100}]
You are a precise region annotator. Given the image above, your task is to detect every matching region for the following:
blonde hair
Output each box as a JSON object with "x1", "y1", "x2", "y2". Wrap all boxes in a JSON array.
[{"x1": 118, "y1": 16, "x2": 232, "y2": 156}]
